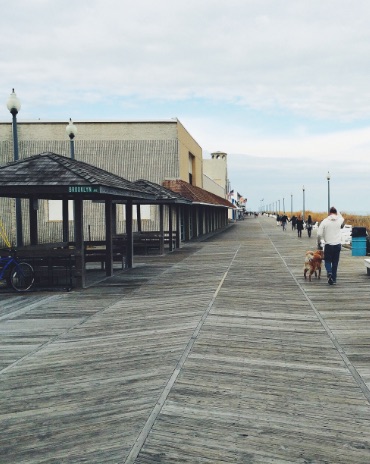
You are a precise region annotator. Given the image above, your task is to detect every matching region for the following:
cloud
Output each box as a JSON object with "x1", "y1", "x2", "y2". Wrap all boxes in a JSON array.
[
  {"x1": 1, "y1": 0, "x2": 370, "y2": 213},
  {"x1": 2, "y1": 0, "x2": 370, "y2": 121}
]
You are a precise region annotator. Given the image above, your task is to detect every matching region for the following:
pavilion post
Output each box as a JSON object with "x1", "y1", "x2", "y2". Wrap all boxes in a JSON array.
[
  {"x1": 105, "y1": 199, "x2": 113, "y2": 277},
  {"x1": 159, "y1": 204, "x2": 164, "y2": 254},
  {"x1": 136, "y1": 204, "x2": 142, "y2": 232},
  {"x1": 175, "y1": 205, "x2": 181, "y2": 249},
  {"x1": 29, "y1": 198, "x2": 38, "y2": 245},
  {"x1": 62, "y1": 199, "x2": 69, "y2": 242},
  {"x1": 74, "y1": 198, "x2": 85, "y2": 288},
  {"x1": 168, "y1": 205, "x2": 173, "y2": 251},
  {"x1": 125, "y1": 200, "x2": 133, "y2": 268}
]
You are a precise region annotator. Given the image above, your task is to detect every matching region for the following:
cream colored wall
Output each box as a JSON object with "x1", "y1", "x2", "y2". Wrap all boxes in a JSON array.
[
  {"x1": 203, "y1": 174, "x2": 225, "y2": 197},
  {"x1": 203, "y1": 153, "x2": 228, "y2": 196},
  {"x1": 176, "y1": 120, "x2": 203, "y2": 187},
  {"x1": 0, "y1": 120, "x2": 178, "y2": 142},
  {"x1": 0, "y1": 119, "x2": 202, "y2": 245}
]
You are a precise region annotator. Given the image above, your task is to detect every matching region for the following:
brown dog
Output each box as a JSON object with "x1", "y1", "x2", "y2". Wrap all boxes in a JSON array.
[{"x1": 304, "y1": 250, "x2": 324, "y2": 281}]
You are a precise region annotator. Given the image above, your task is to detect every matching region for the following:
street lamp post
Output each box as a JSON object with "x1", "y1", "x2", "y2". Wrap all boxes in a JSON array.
[
  {"x1": 66, "y1": 118, "x2": 78, "y2": 159},
  {"x1": 283, "y1": 197, "x2": 285, "y2": 213},
  {"x1": 291, "y1": 193, "x2": 293, "y2": 216},
  {"x1": 302, "y1": 185, "x2": 305, "y2": 222},
  {"x1": 6, "y1": 89, "x2": 23, "y2": 247},
  {"x1": 64, "y1": 119, "x2": 78, "y2": 243},
  {"x1": 327, "y1": 171, "x2": 331, "y2": 214}
]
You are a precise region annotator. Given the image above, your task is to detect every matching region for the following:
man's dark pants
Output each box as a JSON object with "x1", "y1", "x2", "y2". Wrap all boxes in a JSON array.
[{"x1": 324, "y1": 244, "x2": 341, "y2": 282}]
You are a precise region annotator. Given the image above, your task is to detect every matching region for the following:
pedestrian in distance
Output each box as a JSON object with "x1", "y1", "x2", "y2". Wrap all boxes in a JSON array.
[
  {"x1": 290, "y1": 215, "x2": 297, "y2": 230},
  {"x1": 317, "y1": 207, "x2": 344, "y2": 285},
  {"x1": 306, "y1": 215, "x2": 313, "y2": 238},
  {"x1": 296, "y1": 216, "x2": 304, "y2": 237},
  {"x1": 281, "y1": 214, "x2": 288, "y2": 231}
]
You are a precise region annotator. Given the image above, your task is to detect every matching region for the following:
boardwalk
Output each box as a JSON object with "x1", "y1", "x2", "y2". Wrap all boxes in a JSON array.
[{"x1": 1, "y1": 215, "x2": 370, "y2": 463}]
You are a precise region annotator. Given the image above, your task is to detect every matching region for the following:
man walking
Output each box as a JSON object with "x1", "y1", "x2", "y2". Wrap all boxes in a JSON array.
[{"x1": 317, "y1": 207, "x2": 344, "y2": 285}]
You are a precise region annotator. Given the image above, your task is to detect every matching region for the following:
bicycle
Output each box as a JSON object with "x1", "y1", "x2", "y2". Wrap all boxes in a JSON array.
[{"x1": 0, "y1": 249, "x2": 35, "y2": 292}]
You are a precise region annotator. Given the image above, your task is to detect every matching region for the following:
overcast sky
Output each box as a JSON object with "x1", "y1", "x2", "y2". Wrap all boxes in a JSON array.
[{"x1": 2, "y1": 0, "x2": 370, "y2": 214}]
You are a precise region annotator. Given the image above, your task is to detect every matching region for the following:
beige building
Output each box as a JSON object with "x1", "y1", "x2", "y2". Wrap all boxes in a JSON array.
[
  {"x1": 0, "y1": 118, "x2": 203, "y2": 186},
  {"x1": 203, "y1": 151, "x2": 228, "y2": 198},
  {"x1": 0, "y1": 119, "x2": 214, "y2": 245}
]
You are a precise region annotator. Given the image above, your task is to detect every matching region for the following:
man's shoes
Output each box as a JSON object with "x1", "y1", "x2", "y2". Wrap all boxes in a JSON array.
[{"x1": 328, "y1": 274, "x2": 334, "y2": 285}]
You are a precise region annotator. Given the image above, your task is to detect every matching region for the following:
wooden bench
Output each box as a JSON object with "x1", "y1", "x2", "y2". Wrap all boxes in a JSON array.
[
  {"x1": 134, "y1": 231, "x2": 176, "y2": 254},
  {"x1": 17, "y1": 242, "x2": 71, "y2": 258},
  {"x1": 364, "y1": 259, "x2": 370, "y2": 275},
  {"x1": 114, "y1": 231, "x2": 177, "y2": 255},
  {"x1": 16, "y1": 242, "x2": 75, "y2": 288},
  {"x1": 84, "y1": 240, "x2": 126, "y2": 269}
]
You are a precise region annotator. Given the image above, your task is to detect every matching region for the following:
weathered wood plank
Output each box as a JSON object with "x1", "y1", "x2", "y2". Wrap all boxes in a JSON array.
[{"x1": 1, "y1": 217, "x2": 370, "y2": 463}]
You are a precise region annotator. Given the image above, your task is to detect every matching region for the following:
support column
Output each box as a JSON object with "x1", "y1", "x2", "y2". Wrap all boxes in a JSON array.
[
  {"x1": 159, "y1": 204, "x2": 164, "y2": 255},
  {"x1": 62, "y1": 199, "x2": 69, "y2": 242},
  {"x1": 168, "y1": 205, "x2": 173, "y2": 251},
  {"x1": 175, "y1": 205, "x2": 181, "y2": 248},
  {"x1": 29, "y1": 198, "x2": 38, "y2": 245},
  {"x1": 125, "y1": 200, "x2": 133, "y2": 268},
  {"x1": 137, "y1": 204, "x2": 142, "y2": 232},
  {"x1": 74, "y1": 198, "x2": 85, "y2": 288},
  {"x1": 105, "y1": 199, "x2": 113, "y2": 277}
]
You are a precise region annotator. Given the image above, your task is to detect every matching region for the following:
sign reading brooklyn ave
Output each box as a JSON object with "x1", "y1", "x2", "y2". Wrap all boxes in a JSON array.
[{"x1": 68, "y1": 186, "x2": 100, "y2": 193}]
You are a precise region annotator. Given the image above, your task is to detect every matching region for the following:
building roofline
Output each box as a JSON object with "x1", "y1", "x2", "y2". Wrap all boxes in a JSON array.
[{"x1": 0, "y1": 118, "x2": 179, "y2": 125}]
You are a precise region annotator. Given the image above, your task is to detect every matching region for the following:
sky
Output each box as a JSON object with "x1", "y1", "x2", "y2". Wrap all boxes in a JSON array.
[{"x1": 2, "y1": 0, "x2": 370, "y2": 214}]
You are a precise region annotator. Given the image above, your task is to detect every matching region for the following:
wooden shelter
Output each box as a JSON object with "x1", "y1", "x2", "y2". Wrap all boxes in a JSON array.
[
  {"x1": 131, "y1": 179, "x2": 191, "y2": 251},
  {"x1": 0, "y1": 152, "x2": 157, "y2": 288},
  {"x1": 162, "y1": 179, "x2": 234, "y2": 240}
]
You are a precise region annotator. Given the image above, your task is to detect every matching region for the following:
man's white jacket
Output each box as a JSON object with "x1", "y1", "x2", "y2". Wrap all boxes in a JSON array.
[{"x1": 317, "y1": 213, "x2": 344, "y2": 245}]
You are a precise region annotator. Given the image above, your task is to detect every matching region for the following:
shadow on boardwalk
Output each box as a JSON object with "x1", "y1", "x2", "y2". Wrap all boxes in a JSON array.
[{"x1": 1, "y1": 216, "x2": 370, "y2": 463}]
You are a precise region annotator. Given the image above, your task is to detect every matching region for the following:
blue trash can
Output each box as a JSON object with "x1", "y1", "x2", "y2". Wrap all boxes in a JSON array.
[{"x1": 352, "y1": 236, "x2": 367, "y2": 256}]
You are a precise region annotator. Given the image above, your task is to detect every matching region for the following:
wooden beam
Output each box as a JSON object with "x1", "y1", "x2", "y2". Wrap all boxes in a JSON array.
[
  {"x1": 137, "y1": 204, "x2": 142, "y2": 232},
  {"x1": 105, "y1": 199, "x2": 113, "y2": 277},
  {"x1": 62, "y1": 199, "x2": 69, "y2": 243},
  {"x1": 168, "y1": 205, "x2": 173, "y2": 251},
  {"x1": 74, "y1": 198, "x2": 85, "y2": 288},
  {"x1": 29, "y1": 198, "x2": 38, "y2": 246},
  {"x1": 125, "y1": 200, "x2": 133, "y2": 268},
  {"x1": 175, "y1": 205, "x2": 181, "y2": 249},
  {"x1": 159, "y1": 204, "x2": 164, "y2": 255}
]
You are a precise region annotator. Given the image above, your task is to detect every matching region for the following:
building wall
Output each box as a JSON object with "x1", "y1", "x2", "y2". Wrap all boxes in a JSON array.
[
  {"x1": 202, "y1": 174, "x2": 225, "y2": 198},
  {"x1": 203, "y1": 151, "x2": 228, "y2": 198},
  {"x1": 176, "y1": 121, "x2": 203, "y2": 187},
  {"x1": 0, "y1": 120, "x2": 202, "y2": 245},
  {"x1": 0, "y1": 120, "x2": 202, "y2": 185}
]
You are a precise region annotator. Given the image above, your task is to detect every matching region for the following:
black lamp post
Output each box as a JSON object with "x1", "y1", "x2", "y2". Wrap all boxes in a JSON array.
[
  {"x1": 327, "y1": 171, "x2": 331, "y2": 214},
  {"x1": 66, "y1": 118, "x2": 77, "y2": 159},
  {"x1": 63, "y1": 119, "x2": 78, "y2": 242},
  {"x1": 291, "y1": 193, "x2": 293, "y2": 216},
  {"x1": 6, "y1": 89, "x2": 23, "y2": 247}
]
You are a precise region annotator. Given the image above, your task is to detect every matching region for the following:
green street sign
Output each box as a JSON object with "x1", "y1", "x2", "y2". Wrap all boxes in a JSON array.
[{"x1": 68, "y1": 185, "x2": 100, "y2": 193}]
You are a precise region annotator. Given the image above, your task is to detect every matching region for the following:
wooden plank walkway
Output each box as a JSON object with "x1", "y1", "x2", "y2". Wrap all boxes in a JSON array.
[{"x1": 1, "y1": 216, "x2": 370, "y2": 463}]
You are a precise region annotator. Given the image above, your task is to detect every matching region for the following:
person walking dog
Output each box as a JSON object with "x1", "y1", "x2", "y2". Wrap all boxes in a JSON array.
[{"x1": 317, "y1": 207, "x2": 344, "y2": 285}]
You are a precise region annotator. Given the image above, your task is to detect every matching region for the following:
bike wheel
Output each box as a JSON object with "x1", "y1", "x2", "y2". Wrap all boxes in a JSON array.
[{"x1": 10, "y1": 262, "x2": 35, "y2": 292}]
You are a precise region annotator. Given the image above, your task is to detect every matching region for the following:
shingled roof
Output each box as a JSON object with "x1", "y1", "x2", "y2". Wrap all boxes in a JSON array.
[
  {"x1": 0, "y1": 152, "x2": 155, "y2": 200},
  {"x1": 162, "y1": 179, "x2": 235, "y2": 208},
  {"x1": 133, "y1": 179, "x2": 191, "y2": 204}
]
